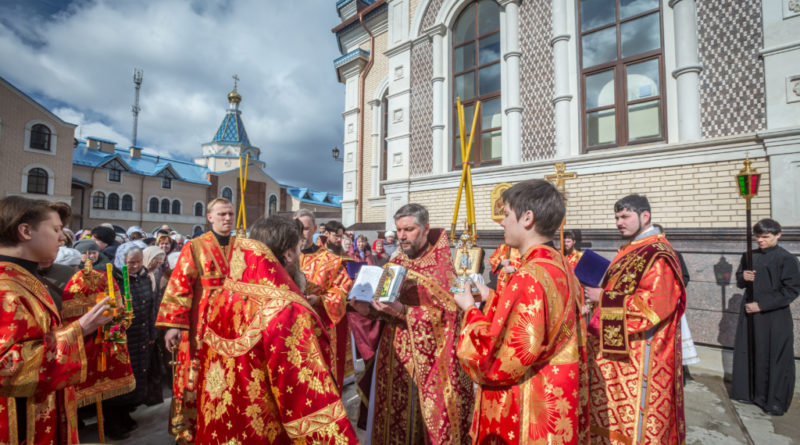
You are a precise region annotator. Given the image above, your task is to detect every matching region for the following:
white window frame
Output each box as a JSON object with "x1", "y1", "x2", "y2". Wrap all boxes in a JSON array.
[{"x1": 23, "y1": 120, "x2": 57, "y2": 156}]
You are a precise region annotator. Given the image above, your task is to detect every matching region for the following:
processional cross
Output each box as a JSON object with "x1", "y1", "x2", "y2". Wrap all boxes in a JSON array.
[{"x1": 545, "y1": 162, "x2": 577, "y2": 254}]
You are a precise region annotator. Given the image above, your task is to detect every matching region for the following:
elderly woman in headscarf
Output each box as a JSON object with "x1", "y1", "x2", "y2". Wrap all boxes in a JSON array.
[
  {"x1": 103, "y1": 241, "x2": 157, "y2": 437},
  {"x1": 141, "y1": 245, "x2": 167, "y2": 406}
]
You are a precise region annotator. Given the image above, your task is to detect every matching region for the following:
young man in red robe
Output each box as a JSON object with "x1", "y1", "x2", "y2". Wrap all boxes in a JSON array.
[
  {"x1": 0, "y1": 197, "x2": 111, "y2": 445},
  {"x1": 563, "y1": 230, "x2": 583, "y2": 271},
  {"x1": 156, "y1": 197, "x2": 235, "y2": 444},
  {"x1": 361, "y1": 203, "x2": 474, "y2": 445},
  {"x1": 195, "y1": 216, "x2": 359, "y2": 444},
  {"x1": 584, "y1": 194, "x2": 686, "y2": 444},
  {"x1": 455, "y1": 180, "x2": 588, "y2": 444},
  {"x1": 487, "y1": 243, "x2": 521, "y2": 294},
  {"x1": 300, "y1": 220, "x2": 354, "y2": 389}
]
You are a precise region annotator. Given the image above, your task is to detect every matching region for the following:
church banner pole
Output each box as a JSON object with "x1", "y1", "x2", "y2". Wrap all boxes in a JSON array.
[{"x1": 545, "y1": 162, "x2": 577, "y2": 255}]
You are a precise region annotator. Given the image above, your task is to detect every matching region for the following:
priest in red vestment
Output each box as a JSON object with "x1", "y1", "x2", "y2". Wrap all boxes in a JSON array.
[
  {"x1": 156, "y1": 198, "x2": 235, "y2": 444},
  {"x1": 584, "y1": 194, "x2": 685, "y2": 444},
  {"x1": 300, "y1": 220, "x2": 353, "y2": 389},
  {"x1": 455, "y1": 180, "x2": 588, "y2": 444},
  {"x1": 563, "y1": 230, "x2": 583, "y2": 271},
  {"x1": 61, "y1": 262, "x2": 135, "y2": 407},
  {"x1": 487, "y1": 243, "x2": 521, "y2": 294},
  {"x1": 195, "y1": 215, "x2": 359, "y2": 444},
  {"x1": 0, "y1": 197, "x2": 111, "y2": 445},
  {"x1": 363, "y1": 203, "x2": 473, "y2": 445}
]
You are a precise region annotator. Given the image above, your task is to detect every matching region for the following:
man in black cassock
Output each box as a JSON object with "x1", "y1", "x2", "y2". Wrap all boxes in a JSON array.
[{"x1": 732, "y1": 218, "x2": 800, "y2": 415}]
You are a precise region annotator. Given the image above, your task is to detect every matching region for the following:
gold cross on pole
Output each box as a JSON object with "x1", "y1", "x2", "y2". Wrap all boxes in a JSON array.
[
  {"x1": 545, "y1": 162, "x2": 577, "y2": 195},
  {"x1": 545, "y1": 162, "x2": 577, "y2": 254}
]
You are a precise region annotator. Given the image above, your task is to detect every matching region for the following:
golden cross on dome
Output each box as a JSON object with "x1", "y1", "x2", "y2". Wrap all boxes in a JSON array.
[
  {"x1": 232, "y1": 74, "x2": 239, "y2": 89},
  {"x1": 545, "y1": 162, "x2": 577, "y2": 195}
]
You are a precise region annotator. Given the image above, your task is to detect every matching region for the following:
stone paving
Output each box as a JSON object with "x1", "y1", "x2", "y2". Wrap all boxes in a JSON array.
[{"x1": 79, "y1": 372, "x2": 798, "y2": 444}]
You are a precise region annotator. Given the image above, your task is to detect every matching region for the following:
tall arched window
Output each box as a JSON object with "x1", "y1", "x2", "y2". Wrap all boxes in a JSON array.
[
  {"x1": 149, "y1": 197, "x2": 159, "y2": 213},
  {"x1": 194, "y1": 202, "x2": 204, "y2": 217},
  {"x1": 221, "y1": 187, "x2": 233, "y2": 201},
  {"x1": 160, "y1": 198, "x2": 170, "y2": 214},
  {"x1": 268, "y1": 195, "x2": 277, "y2": 216},
  {"x1": 172, "y1": 200, "x2": 181, "y2": 215},
  {"x1": 26, "y1": 168, "x2": 48, "y2": 194},
  {"x1": 30, "y1": 124, "x2": 52, "y2": 151},
  {"x1": 93, "y1": 192, "x2": 106, "y2": 209},
  {"x1": 121, "y1": 194, "x2": 133, "y2": 211},
  {"x1": 107, "y1": 193, "x2": 120, "y2": 210},
  {"x1": 452, "y1": 0, "x2": 502, "y2": 168}
]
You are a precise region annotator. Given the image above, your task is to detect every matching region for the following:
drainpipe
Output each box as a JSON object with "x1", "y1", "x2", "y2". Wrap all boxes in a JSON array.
[
  {"x1": 139, "y1": 174, "x2": 145, "y2": 227},
  {"x1": 357, "y1": 10, "x2": 376, "y2": 223}
]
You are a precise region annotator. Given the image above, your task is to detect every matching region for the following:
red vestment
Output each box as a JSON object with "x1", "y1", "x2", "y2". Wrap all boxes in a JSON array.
[
  {"x1": 488, "y1": 244, "x2": 521, "y2": 294},
  {"x1": 300, "y1": 246, "x2": 353, "y2": 389},
  {"x1": 0, "y1": 262, "x2": 86, "y2": 445},
  {"x1": 588, "y1": 234, "x2": 685, "y2": 444},
  {"x1": 566, "y1": 250, "x2": 583, "y2": 271},
  {"x1": 458, "y1": 245, "x2": 589, "y2": 444},
  {"x1": 370, "y1": 229, "x2": 474, "y2": 445},
  {"x1": 61, "y1": 266, "x2": 135, "y2": 407},
  {"x1": 156, "y1": 231, "x2": 233, "y2": 444},
  {"x1": 195, "y1": 238, "x2": 359, "y2": 444}
]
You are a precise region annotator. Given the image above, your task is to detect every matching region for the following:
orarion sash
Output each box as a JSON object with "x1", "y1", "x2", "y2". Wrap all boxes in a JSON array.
[{"x1": 599, "y1": 241, "x2": 682, "y2": 355}]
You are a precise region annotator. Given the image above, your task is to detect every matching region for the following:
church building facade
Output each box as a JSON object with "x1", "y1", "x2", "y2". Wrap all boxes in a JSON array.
[{"x1": 332, "y1": 0, "x2": 800, "y2": 359}]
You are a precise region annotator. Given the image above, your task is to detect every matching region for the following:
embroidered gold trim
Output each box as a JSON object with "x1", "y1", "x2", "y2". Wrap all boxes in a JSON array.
[{"x1": 283, "y1": 401, "x2": 348, "y2": 438}]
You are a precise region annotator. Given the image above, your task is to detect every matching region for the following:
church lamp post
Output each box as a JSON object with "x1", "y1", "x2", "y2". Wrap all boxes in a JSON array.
[
  {"x1": 332, "y1": 146, "x2": 343, "y2": 163},
  {"x1": 735, "y1": 156, "x2": 761, "y2": 400}
]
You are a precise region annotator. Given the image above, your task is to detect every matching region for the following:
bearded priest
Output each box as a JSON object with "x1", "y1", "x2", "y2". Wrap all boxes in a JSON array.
[{"x1": 195, "y1": 215, "x2": 359, "y2": 444}]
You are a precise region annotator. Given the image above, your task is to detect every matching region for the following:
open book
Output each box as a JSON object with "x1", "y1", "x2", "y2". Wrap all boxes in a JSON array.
[{"x1": 348, "y1": 265, "x2": 407, "y2": 303}]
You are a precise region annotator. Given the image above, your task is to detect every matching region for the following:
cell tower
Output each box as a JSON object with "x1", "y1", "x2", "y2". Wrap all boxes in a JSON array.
[{"x1": 131, "y1": 68, "x2": 143, "y2": 147}]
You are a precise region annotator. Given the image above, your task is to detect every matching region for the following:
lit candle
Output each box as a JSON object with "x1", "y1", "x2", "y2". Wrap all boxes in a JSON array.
[
  {"x1": 122, "y1": 265, "x2": 132, "y2": 312},
  {"x1": 106, "y1": 263, "x2": 115, "y2": 301}
]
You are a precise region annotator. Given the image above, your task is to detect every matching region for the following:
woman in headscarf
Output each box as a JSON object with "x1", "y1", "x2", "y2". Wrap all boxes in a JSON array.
[
  {"x1": 141, "y1": 245, "x2": 167, "y2": 406},
  {"x1": 104, "y1": 243, "x2": 157, "y2": 438},
  {"x1": 372, "y1": 238, "x2": 388, "y2": 266}
]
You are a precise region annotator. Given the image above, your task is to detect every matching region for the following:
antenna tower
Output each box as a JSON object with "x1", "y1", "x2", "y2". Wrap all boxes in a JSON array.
[{"x1": 131, "y1": 68, "x2": 144, "y2": 146}]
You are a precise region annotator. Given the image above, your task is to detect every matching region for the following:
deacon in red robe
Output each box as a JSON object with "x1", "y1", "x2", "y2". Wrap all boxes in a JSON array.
[
  {"x1": 584, "y1": 195, "x2": 685, "y2": 445},
  {"x1": 0, "y1": 197, "x2": 110, "y2": 445},
  {"x1": 563, "y1": 230, "x2": 583, "y2": 271},
  {"x1": 156, "y1": 198, "x2": 235, "y2": 444},
  {"x1": 61, "y1": 262, "x2": 135, "y2": 407},
  {"x1": 195, "y1": 216, "x2": 359, "y2": 444},
  {"x1": 364, "y1": 204, "x2": 474, "y2": 445},
  {"x1": 300, "y1": 220, "x2": 354, "y2": 389},
  {"x1": 455, "y1": 180, "x2": 588, "y2": 444}
]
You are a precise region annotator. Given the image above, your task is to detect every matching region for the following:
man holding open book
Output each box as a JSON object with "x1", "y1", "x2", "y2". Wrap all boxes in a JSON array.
[
  {"x1": 454, "y1": 180, "x2": 588, "y2": 444},
  {"x1": 364, "y1": 203, "x2": 474, "y2": 445}
]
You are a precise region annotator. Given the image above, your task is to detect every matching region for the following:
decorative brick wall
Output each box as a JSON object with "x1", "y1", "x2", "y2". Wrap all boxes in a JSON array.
[
  {"x1": 409, "y1": 158, "x2": 771, "y2": 231},
  {"x1": 696, "y1": 0, "x2": 766, "y2": 138},
  {"x1": 519, "y1": 0, "x2": 556, "y2": 161},
  {"x1": 409, "y1": 39, "x2": 434, "y2": 176}
]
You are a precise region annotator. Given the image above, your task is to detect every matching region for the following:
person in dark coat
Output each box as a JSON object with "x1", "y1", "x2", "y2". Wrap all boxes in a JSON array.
[
  {"x1": 91, "y1": 226, "x2": 118, "y2": 260},
  {"x1": 732, "y1": 218, "x2": 800, "y2": 416},
  {"x1": 103, "y1": 244, "x2": 157, "y2": 439}
]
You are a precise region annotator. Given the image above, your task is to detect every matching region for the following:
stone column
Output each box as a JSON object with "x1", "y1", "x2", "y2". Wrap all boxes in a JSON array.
[
  {"x1": 430, "y1": 25, "x2": 447, "y2": 174},
  {"x1": 551, "y1": 0, "x2": 572, "y2": 158},
  {"x1": 500, "y1": 0, "x2": 522, "y2": 164},
  {"x1": 669, "y1": 0, "x2": 703, "y2": 141}
]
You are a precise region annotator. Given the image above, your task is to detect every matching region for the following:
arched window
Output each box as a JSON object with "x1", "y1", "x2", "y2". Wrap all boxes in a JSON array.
[
  {"x1": 452, "y1": 0, "x2": 502, "y2": 168},
  {"x1": 194, "y1": 202, "x2": 204, "y2": 217},
  {"x1": 121, "y1": 194, "x2": 133, "y2": 211},
  {"x1": 30, "y1": 124, "x2": 51, "y2": 151},
  {"x1": 172, "y1": 200, "x2": 181, "y2": 215},
  {"x1": 26, "y1": 168, "x2": 48, "y2": 194},
  {"x1": 149, "y1": 197, "x2": 159, "y2": 213},
  {"x1": 161, "y1": 198, "x2": 170, "y2": 214},
  {"x1": 221, "y1": 187, "x2": 233, "y2": 201},
  {"x1": 107, "y1": 193, "x2": 120, "y2": 210},
  {"x1": 93, "y1": 192, "x2": 106, "y2": 209},
  {"x1": 268, "y1": 195, "x2": 278, "y2": 216}
]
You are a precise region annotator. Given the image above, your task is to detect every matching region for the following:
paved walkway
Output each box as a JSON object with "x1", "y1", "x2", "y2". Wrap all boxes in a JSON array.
[{"x1": 79, "y1": 372, "x2": 799, "y2": 444}]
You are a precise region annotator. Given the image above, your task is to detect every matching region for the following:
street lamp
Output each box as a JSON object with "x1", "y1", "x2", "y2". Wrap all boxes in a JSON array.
[
  {"x1": 332, "y1": 146, "x2": 343, "y2": 162},
  {"x1": 735, "y1": 156, "x2": 761, "y2": 401}
]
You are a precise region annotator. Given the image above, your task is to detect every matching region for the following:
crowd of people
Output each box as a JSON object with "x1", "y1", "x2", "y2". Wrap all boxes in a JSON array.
[{"x1": 0, "y1": 180, "x2": 797, "y2": 445}]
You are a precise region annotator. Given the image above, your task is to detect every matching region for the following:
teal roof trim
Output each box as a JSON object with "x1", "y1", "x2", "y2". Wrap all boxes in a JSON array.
[{"x1": 284, "y1": 186, "x2": 342, "y2": 208}]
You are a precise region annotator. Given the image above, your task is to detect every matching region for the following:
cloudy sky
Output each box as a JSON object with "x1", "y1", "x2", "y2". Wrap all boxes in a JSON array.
[{"x1": 0, "y1": 0, "x2": 346, "y2": 193}]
